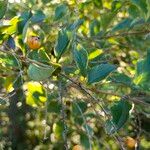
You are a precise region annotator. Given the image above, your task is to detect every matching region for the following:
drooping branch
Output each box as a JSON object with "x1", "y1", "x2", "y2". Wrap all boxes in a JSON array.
[{"x1": 77, "y1": 29, "x2": 150, "y2": 42}]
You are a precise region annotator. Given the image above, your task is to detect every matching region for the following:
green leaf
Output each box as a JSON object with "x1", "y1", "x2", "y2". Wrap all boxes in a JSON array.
[
  {"x1": 22, "y1": 19, "x2": 30, "y2": 42},
  {"x1": 31, "y1": 10, "x2": 46, "y2": 23},
  {"x1": 89, "y1": 19, "x2": 100, "y2": 36},
  {"x1": 0, "y1": 54, "x2": 21, "y2": 68},
  {"x1": 67, "y1": 19, "x2": 84, "y2": 31},
  {"x1": 128, "y1": 4, "x2": 140, "y2": 18},
  {"x1": 106, "y1": 100, "x2": 132, "y2": 134},
  {"x1": 131, "y1": 0, "x2": 148, "y2": 19},
  {"x1": 18, "y1": 11, "x2": 32, "y2": 34},
  {"x1": 109, "y1": 73, "x2": 132, "y2": 86},
  {"x1": 111, "y1": 1, "x2": 122, "y2": 11},
  {"x1": 63, "y1": 66, "x2": 76, "y2": 75},
  {"x1": 0, "y1": 98, "x2": 7, "y2": 105},
  {"x1": 134, "y1": 49, "x2": 150, "y2": 90},
  {"x1": 80, "y1": 133, "x2": 91, "y2": 149},
  {"x1": 28, "y1": 64, "x2": 55, "y2": 81},
  {"x1": 101, "y1": 11, "x2": 118, "y2": 30},
  {"x1": 83, "y1": 124, "x2": 93, "y2": 136},
  {"x1": 0, "y1": 33, "x2": 5, "y2": 44},
  {"x1": 93, "y1": 0, "x2": 103, "y2": 8},
  {"x1": 28, "y1": 49, "x2": 50, "y2": 63},
  {"x1": 73, "y1": 48, "x2": 88, "y2": 77},
  {"x1": 48, "y1": 101, "x2": 61, "y2": 114},
  {"x1": 112, "y1": 18, "x2": 133, "y2": 32},
  {"x1": 54, "y1": 4, "x2": 67, "y2": 21},
  {"x1": 0, "y1": 0, "x2": 8, "y2": 19},
  {"x1": 111, "y1": 100, "x2": 132, "y2": 131},
  {"x1": 13, "y1": 75, "x2": 23, "y2": 89},
  {"x1": 53, "y1": 121, "x2": 64, "y2": 140},
  {"x1": 146, "y1": 0, "x2": 150, "y2": 21},
  {"x1": 72, "y1": 101, "x2": 87, "y2": 116},
  {"x1": 88, "y1": 64, "x2": 116, "y2": 84},
  {"x1": 55, "y1": 29, "x2": 69, "y2": 61}
]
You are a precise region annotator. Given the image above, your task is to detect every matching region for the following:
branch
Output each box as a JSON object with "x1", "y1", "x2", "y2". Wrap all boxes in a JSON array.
[
  {"x1": 96, "y1": 30, "x2": 150, "y2": 39},
  {"x1": 77, "y1": 29, "x2": 150, "y2": 42},
  {"x1": 90, "y1": 88, "x2": 150, "y2": 106},
  {"x1": 58, "y1": 81, "x2": 68, "y2": 150}
]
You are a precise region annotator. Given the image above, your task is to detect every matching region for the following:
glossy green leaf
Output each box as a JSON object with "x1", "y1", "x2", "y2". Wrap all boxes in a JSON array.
[
  {"x1": 88, "y1": 64, "x2": 117, "y2": 84},
  {"x1": 111, "y1": 100, "x2": 132, "y2": 130},
  {"x1": 67, "y1": 19, "x2": 84, "y2": 31},
  {"x1": 28, "y1": 49, "x2": 50, "y2": 63},
  {"x1": 131, "y1": 0, "x2": 148, "y2": 13},
  {"x1": 55, "y1": 29, "x2": 69, "y2": 61},
  {"x1": 0, "y1": 0, "x2": 8, "y2": 19},
  {"x1": 80, "y1": 133, "x2": 91, "y2": 149},
  {"x1": 31, "y1": 10, "x2": 46, "y2": 23},
  {"x1": 109, "y1": 73, "x2": 132, "y2": 86},
  {"x1": 131, "y1": 0, "x2": 148, "y2": 19},
  {"x1": 54, "y1": 4, "x2": 67, "y2": 21},
  {"x1": 72, "y1": 101, "x2": 87, "y2": 116},
  {"x1": 112, "y1": 18, "x2": 133, "y2": 32},
  {"x1": 73, "y1": 48, "x2": 88, "y2": 77},
  {"x1": 128, "y1": 4, "x2": 140, "y2": 18},
  {"x1": 18, "y1": 11, "x2": 32, "y2": 34},
  {"x1": 106, "y1": 100, "x2": 132, "y2": 134},
  {"x1": 28, "y1": 64, "x2": 55, "y2": 81}
]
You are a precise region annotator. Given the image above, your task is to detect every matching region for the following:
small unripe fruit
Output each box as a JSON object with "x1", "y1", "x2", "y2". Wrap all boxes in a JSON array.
[
  {"x1": 72, "y1": 145, "x2": 83, "y2": 150},
  {"x1": 27, "y1": 36, "x2": 41, "y2": 50}
]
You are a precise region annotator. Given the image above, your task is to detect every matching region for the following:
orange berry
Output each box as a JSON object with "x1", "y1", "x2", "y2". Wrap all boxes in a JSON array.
[
  {"x1": 72, "y1": 145, "x2": 83, "y2": 150},
  {"x1": 125, "y1": 136, "x2": 136, "y2": 149},
  {"x1": 27, "y1": 36, "x2": 41, "y2": 50}
]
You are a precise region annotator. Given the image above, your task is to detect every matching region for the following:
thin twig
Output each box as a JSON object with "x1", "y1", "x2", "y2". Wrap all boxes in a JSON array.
[
  {"x1": 77, "y1": 29, "x2": 150, "y2": 42},
  {"x1": 73, "y1": 100, "x2": 92, "y2": 150},
  {"x1": 134, "y1": 109, "x2": 142, "y2": 150},
  {"x1": 90, "y1": 88, "x2": 150, "y2": 106},
  {"x1": 58, "y1": 81, "x2": 68, "y2": 150}
]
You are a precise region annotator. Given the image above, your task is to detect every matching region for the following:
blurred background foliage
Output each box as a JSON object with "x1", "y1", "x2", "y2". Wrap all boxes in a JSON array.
[{"x1": 0, "y1": 0, "x2": 150, "y2": 149}]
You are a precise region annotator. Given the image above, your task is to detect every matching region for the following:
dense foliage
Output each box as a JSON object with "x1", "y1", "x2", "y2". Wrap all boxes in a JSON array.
[{"x1": 0, "y1": 0, "x2": 150, "y2": 149}]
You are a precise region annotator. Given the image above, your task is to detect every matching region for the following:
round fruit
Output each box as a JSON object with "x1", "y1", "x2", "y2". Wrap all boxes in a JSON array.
[
  {"x1": 125, "y1": 136, "x2": 136, "y2": 149},
  {"x1": 72, "y1": 145, "x2": 82, "y2": 150},
  {"x1": 27, "y1": 36, "x2": 41, "y2": 50}
]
